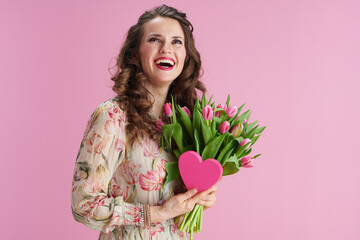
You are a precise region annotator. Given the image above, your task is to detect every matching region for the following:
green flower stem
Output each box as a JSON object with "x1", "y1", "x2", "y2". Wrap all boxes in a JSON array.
[
  {"x1": 174, "y1": 215, "x2": 181, "y2": 224},
  {"x1": 199, "y1": 205, "x2": 203, "y2": 232},
  {"x1": 179, "y1": 212, "x2": 190, "y2": 231},
  {"x1": 178, "y1": 204, "x2": 204, "y2": 239},
  {"x1": 190, "y1": 205, "x2": 200, "y2": 229},
  {"x1": 184, "y1": 205, "x2": 198, "y2": 230}
]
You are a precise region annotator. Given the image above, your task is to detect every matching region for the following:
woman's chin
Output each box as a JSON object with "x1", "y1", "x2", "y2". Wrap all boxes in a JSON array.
[{"x1": 146, "y1": 77, "x2": 177, "y2": 86}]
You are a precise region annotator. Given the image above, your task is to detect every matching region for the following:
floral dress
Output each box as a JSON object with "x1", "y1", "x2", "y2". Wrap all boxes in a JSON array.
[{"x1": 71, "y1": 97, "x2": 187, "y2": 240}]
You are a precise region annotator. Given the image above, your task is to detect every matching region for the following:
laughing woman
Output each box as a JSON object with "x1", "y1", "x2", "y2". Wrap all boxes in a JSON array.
[{"x1": 71, "y1": 5, "x2": 218, "y2": 240}]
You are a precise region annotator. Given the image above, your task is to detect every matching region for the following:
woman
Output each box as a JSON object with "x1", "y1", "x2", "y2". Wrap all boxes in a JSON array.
[{"x1": 71, "y1": 5, "x2": 218, "y2": 239}]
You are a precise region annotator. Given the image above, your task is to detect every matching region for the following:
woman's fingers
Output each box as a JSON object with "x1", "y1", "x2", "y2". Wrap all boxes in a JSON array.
[
  {"x1": 177, "y1": 188, "x2": 198, "y2": 203},
  {"x1": 179, "y1": 185, "x2": 218, "y2": 208},
  {"x1": 199, "y1": 192, "x2": 216, "y2": 201}
]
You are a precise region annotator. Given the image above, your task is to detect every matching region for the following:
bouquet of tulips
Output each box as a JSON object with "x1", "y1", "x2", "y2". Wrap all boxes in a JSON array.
[{"x1": 159, "y1": 94, "x2": 266, "y2": 239}]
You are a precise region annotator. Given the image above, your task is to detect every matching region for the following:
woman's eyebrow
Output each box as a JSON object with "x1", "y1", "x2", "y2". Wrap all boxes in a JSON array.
[
  {"x1": 173, "y1": 36, "x2": 184, "y2": 40},
  {"x1": 148, "y1": 33, "x2": 184, "y2": 40},
  {"x1": 148, "y1": 33, "x2": 162, "y2": 38}
]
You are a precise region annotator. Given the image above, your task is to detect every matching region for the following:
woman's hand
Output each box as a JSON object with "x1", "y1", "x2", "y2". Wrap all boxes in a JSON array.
[
  {"x1": 197, "y1": 185, "x2": 218, "y2": 210},
  {"x1": 151, "y1": 187, "x2": 216, "y2": 223}
]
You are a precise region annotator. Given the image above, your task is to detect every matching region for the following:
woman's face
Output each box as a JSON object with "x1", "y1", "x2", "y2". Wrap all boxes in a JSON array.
[{"x1": 139, "y1": 17, "x2": 186, "y2": 87}]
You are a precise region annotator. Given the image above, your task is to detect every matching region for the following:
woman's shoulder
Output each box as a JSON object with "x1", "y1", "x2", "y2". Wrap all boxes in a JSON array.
[{"x1": 89, "y1": 96, "x2": 125, "y2": 122}]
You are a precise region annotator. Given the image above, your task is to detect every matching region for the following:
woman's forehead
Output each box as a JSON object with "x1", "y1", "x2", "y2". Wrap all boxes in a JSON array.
[{"x1": 142, "y1": 17, "x2": 184, "y2": 38}]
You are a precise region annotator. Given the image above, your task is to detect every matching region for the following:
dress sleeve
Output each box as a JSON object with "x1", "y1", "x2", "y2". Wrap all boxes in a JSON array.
[{"x1": 71, "y1": 101, "x2": 144, "y2": 233}]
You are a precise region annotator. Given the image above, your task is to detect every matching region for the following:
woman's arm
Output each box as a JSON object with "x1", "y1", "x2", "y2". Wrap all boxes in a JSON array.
[{"x1": 71, "y1": 101, "x2": 145, "y2": 233}]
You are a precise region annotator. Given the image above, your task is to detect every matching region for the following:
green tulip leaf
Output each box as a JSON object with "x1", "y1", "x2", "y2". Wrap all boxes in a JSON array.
[
  {"x1": 230, "y1": 118, "x2": 240, "y2": 129},
  {"x1": 245, "y1": 111, "x2": 252, "y2": 123},
  {"x1": 201, "y1": 121, "x2": 212, "y2": 146},
  {"x1": 208, "y1": 95, "x2": 214, "y2": 105},
  {"x1": 235, "y1": 142, "x2": 251, "y2": 158},
  {"x1": 171, "y1": 96, "x2": 177, "y2": 124},
  {"x1": 201, "y1": 134, "x2": 227, "y2": 160},
  {"x1": 201, "y1": 92, "x2": 207, "y2": 109},
  {"x1": 255, "y1": 126, "x2": 266, "y2": 134},
  {"x1": 226, "y1": 94, "x2": 230, "y2": 108},
  {"x1": 222, "y1": 155, "x2": 240, "y2": 176},
  {"x1": 177, "y1": 105, "x2": 194, "y2": 140},
  {"x1": 194, "y1": 128, "x2": 201, "y2": 154},
  {"x1": 253, "y1": 153, "x2": 261, "y2": 159},
  {"x1": 163, "y1": 162, "x2": 180, "y2": 186},
  {"x1": 172, "y1": 123, "x2": 184, "y2": 153},
  {"x1": 183, "y1": 144, "x2": 195, "y2": 152},
  {"x1": 247, "y1": 120, "x2": 258, "y2": 131},
  {"x1": 211, "y1": 117, "x2": 216, "y2": 135},
  {"x1": 173, "y1": 149, "x2": 181, "y2": 159},
  {"x1": 194, "y1": 98, "x2": 201, "y2": 111},
  {"x1": 238, "y1": 109, "x2": 250, "y2": 124},
  {"x1": 162, "y1": 123, "x2": 184, "y2": 153},
  {"x1": 244, "y1": 125, "x2": 258, "y2": 139},
  {"x1": 239, "y1": 148, "x2": 252, "y2": 159},
  {"x1": 161, "y1": 124, "x2": 176, "y2": 148},
  {"x1": 193, "y1": 109, "x2": 202, "y2": 134},
  {"x1": 251, "y1": 135, "x2": 260, "y2": 145},
  {"x1": 218, "y1": 140, "x2": 237, "y2": 165}
]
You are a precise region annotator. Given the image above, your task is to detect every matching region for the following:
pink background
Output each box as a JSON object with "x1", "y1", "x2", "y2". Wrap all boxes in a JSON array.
[{"x1": 1, "y1": 0, "x2": 359, "y2": 239}]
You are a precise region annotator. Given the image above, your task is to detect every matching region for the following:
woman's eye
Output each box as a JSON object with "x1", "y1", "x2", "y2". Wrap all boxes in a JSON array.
[
  {"x1": 149, "y1": 38, "x2": 160, "y2": 43},
  {"x1": 174, "y1": 39, "x2": 182, "y2": 45}
]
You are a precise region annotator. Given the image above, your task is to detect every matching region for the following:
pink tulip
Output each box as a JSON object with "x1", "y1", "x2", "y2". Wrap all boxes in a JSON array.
[
  {"x1": 240, "y1": 156, "x2": 254, "y2": 168},
  {"x1": 181, "y1": 106, "x2": 191, "y2": 118},
  {"x1": 240, "y1": 138, "x2": 251, "y2": 148},
  {"x1": 219, "y1": 121, "x2": 230, "y2": 134},
  {"x1": 202, "y1": 104, "x2": 213, "y2": 120},
  {"x1": 230, "y1": 123, "x2": 243, "y2": 138},
  {"x1": 163, "y1": 103, "x2": 173, "y2": 117},
  {"x1": 215, "y1": 104, "x2": 227, "y2": 117},
  {"x1": 226, "y1": 106, "x2": 238, "y2": 118},
  {"x1": 155, "y1": 120, "x2": 165, "y2": 132}
]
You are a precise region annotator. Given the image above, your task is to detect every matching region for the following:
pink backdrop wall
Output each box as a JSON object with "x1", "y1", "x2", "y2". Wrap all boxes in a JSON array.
[{"x1": 1, "y1": 0, "x2": 359, "y2": 239}]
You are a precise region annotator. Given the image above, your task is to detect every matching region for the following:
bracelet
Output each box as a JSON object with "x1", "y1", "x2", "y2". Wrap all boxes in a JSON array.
[
  {"x1": 136, "y1": 203, "x2": 145, "y2": 227},
  {"x1": 144, "y1": 204, "x2": 151, "y2": 228}
]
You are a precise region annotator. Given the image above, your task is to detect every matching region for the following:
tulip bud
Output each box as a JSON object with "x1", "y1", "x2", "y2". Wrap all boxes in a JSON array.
[
  {"x1": 240, "y1": 138, "x2": 251, "y2": 149},
  {"x1": 215, "y1": 104, "x2": 227, "y2": 118},
  {"x1": 226, "y1": 106, "x2": 238, "y2": 118},
  {"x1": 202, "y1": 104, "x2": 213, "y2": 120},
  {"x1": 230, "y1": 123, "x2": 243, "y2": 138},
  {"x1": 219, "y1": 121, "x2": 230, "y2": 134},
  {"x1": 181, "y1": 106, "x2": 191, "y2": 118},
  {"x1": 164, "y1": 103, "x2": 173, "y2": 117},
  {"x1": 240, "y1": 156, "x2": 254, "y2": 168},
  {"x1": 155, "y1": 120, "x2": 165, "y2": 132}
]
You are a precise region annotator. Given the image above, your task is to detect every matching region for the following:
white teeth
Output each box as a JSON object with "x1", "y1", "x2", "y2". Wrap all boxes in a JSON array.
[{"x1": 155, "y1": 59, "x2": 175, "y2": 66}]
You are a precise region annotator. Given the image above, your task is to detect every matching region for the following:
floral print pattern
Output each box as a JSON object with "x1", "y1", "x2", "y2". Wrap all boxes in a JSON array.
[
  {"x1": 139, "y1": 170, "x2": 163, "y2": 191},
  {"x1": 71, "y1": 97, "x2": 186, "y2": 240}
]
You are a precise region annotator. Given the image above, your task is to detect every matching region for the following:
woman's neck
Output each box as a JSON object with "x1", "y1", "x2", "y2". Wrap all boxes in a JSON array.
[{"x1": 144, "y1": 81, "x2": 171, "y2": 119}]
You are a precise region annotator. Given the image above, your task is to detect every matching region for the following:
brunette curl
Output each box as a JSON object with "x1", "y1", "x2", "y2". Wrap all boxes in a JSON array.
[{"x1": 111, "y1": 4, "x2": 206, "y2": 147}]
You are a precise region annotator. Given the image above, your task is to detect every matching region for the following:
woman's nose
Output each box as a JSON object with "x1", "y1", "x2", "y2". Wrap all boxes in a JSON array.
[{"x1": 160, "y1": 42, "x2": 172, "y2": 54}]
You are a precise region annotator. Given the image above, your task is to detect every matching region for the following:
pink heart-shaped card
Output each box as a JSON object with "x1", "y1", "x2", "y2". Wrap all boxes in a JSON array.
[{"x1": 178, "y1": 151, "x2": 223, "y2": 192}]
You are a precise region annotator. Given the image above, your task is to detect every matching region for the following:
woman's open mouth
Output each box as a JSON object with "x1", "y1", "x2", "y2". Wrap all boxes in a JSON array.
[{"x1": 154, "y1": 57, "x2": 175, "y2": 71}]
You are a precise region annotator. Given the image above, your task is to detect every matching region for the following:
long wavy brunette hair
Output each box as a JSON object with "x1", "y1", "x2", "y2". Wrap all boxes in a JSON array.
[{"x1": 111, "y1": 4, "x2": 206, "y2": 146}]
